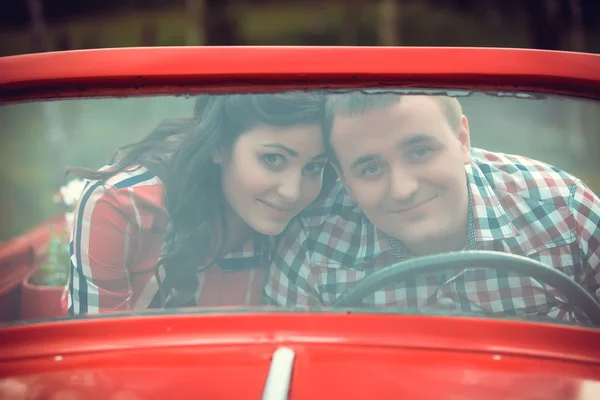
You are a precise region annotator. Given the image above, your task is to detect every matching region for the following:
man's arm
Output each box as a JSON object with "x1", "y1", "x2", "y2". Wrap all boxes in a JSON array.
[
  {"x1": 571, "y1": 179, "x2": 600, "y2": 302},
  {"x1": 264, "y1": 218, "x2": 322, "y2": 307}
]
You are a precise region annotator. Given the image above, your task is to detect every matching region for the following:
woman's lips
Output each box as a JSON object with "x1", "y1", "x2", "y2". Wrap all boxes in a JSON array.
[{"x1": 259, "y1": 199, "x2": 297, "y2": 220}]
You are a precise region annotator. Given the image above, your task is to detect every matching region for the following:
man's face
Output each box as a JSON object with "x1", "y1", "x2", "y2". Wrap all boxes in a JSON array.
[{"x1": 330, "y1": 96, "x2": 472, "y2": 256}]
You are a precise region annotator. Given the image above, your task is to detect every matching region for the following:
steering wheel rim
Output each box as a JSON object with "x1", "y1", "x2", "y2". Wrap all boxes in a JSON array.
[{"x1": 332, "y1": 251, "x2": 600, "y2": 326}]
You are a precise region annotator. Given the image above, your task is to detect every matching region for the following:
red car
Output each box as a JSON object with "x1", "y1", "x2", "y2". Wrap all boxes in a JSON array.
[{"x1": 0, "y1": 46, "x2": 599, "y2": 399}]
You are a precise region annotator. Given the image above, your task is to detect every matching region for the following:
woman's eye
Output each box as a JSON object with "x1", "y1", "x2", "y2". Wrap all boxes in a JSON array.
[{"x1": 262, "y1": 154, "x2": 285, "y2": 169}]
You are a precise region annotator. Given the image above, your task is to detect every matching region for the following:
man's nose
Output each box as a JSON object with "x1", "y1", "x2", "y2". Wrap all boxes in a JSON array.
[
  {"x1": 389, "y1": 166, "x2": 419, "y2": 201},
  {"x1": 276, "y1": 173, "x2": 302, "y2": 203}
]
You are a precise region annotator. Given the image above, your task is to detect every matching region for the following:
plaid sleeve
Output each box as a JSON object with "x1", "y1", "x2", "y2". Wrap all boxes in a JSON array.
[
  {"x1": 571, "y1": 179, "x2": 600, "y2": 302},
  {"x1": 68, "y1": 182, "x2": 140, "y2": 315},
  {"x1": 264, "y1": 218, "x2": 322, "y2": 307}
]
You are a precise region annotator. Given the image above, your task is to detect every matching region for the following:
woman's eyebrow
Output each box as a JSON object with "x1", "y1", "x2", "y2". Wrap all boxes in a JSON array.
[
  {"x1": 262, "y1": 144, "x2": 327, "y2": 161},
  {"x1": 261, "y1": 143, "x2": 298, "y2": 157}
]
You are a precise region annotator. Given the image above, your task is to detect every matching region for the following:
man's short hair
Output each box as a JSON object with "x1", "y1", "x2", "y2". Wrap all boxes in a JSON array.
[{"x1": 324, "y1": 91, "x2": 463, "y2": 165}]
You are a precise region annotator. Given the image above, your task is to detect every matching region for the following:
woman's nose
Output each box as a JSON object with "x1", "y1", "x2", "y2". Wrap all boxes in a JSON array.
[{"x1": 276, "y1": 173, "x2": 302, "y2": 203}]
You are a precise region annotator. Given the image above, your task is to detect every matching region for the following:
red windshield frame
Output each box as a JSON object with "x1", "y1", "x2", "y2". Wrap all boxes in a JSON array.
[{"x1": 0, "y1": 47, "x2": 599, "y2": 102}]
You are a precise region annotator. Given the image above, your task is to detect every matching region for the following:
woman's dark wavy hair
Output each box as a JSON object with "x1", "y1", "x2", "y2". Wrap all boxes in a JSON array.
[{"x1": 68, "y1": 91, "x2": 327, "y2": 308}]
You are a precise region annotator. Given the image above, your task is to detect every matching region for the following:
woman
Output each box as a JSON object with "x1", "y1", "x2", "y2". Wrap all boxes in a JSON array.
[{"x1": 67, "y1": 92, "x2": 328, "y2": 314}]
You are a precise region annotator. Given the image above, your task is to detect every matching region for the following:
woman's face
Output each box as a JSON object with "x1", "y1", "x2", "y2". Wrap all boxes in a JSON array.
[{"x1": 215, "y1": 123, "x2": 327, "y2": 236}]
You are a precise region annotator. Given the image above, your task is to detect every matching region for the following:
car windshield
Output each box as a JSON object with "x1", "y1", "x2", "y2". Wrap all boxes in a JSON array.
[{"x1": 1, "y1": 88, "x2": 599, "y2": 328}]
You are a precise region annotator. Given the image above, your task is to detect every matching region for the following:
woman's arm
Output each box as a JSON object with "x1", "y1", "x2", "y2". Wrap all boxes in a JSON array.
[{"x1": 68, "y1": 181, "x2": 140, "y2": 315}]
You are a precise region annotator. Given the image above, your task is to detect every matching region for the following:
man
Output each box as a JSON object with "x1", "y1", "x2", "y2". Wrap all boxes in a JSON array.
[{"x1": 265, "y1": 91, "x2": 600, "y2": 324}]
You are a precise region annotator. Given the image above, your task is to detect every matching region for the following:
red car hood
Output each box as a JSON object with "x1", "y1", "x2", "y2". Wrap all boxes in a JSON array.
[{"x1": 1, "y1": 313, "x2": 599, "y2": 399}]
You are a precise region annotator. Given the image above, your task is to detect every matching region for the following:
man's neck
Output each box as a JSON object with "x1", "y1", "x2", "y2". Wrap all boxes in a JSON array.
[{"x1": 393, "y1": 184, "x2": 474, "y2": 258}]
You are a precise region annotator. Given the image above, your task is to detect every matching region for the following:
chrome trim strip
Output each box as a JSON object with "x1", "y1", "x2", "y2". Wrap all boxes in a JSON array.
[{"x1": 262, "y1": 346, "x2": 295, "y2": 400}]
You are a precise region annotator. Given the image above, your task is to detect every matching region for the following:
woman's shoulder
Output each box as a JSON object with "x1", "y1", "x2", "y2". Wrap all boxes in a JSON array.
[
  {"x1": 80, "y1": 165, "x2": 166, "y2": 211},
  {"x1": 101, "y1": 165, "x2": 163, "y2": 190}
]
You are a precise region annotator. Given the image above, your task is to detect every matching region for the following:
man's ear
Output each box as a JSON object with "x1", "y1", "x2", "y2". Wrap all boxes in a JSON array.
[
  {"x1": 457, "y1": 115, "x2": 472, "y2": 165},
  {"x1": 331, "y1": 162, "x2": 356, "y2": 202}
]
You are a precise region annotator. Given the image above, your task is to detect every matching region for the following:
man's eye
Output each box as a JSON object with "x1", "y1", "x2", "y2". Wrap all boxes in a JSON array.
[
  {"x1": 263, "y1": 154, "x2": 285, "y2": 168},
  {"x1": 411, "y1": 147, "x2": 434, "y2": 161},
  {"x1": 361, "y1": 164, "x2": 381, "y2": 177}
]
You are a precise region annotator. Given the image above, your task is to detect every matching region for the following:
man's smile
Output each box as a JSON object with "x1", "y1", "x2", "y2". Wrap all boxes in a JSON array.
[{"x1": 389, "y1": 195, "x2": 437, "y2": 214}]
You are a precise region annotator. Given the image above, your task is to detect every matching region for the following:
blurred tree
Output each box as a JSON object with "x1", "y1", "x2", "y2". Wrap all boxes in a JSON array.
[
  {"x1": 25, "y1": 0, "x2": 49, "y2": 51},
  {"x1": 141, "y1": 19, "x2": 159, "y2": 46},
  {"x1": 204, "y1": 0, "x2": 240, "y2": 45},
  {"x1": 340, "y1": 0, "x2": 363, "y2": 45},
  {"x1": 377, "y1": 0, "x2": 399, "y2": 45},
  {"x1": 569, "y1": 0, "x2": 585, "y2": 51},
  {"x1": 566, "y1": 0, "x2": 598, "y2": 169},
  {"x1": 186, "y1": 0, "x2": 206, "y2": 45},
  {"x1": 24, "y1": 0, "x2": 68, "y2": 189},
  {"x1": 525, "y1": 0, "x2": 565, "y2": 50},
  {"x1": 55, "y1": 29, "x2": 71, "y2": 51}
]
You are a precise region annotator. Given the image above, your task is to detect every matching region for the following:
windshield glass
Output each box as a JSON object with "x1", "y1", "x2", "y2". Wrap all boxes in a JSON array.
[{"x1": 1, "y1": 88, "x2": 599, "y2": 328}]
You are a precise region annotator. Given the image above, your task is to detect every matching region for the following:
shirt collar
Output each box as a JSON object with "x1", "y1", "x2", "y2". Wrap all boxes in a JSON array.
[
  {"x1": 213, "y1": 234, "x2": 271, "y2": 271},
  {"x1": 466, "y1": 162, "x2": 520, "y2": 242}
]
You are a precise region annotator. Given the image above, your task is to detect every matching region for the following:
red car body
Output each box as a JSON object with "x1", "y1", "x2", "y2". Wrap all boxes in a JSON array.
[{"x1": 0, "y1": 47, "x2": 599, "y2": 399}]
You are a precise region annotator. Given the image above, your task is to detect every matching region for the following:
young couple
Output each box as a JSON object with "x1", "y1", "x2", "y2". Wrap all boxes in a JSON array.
[{"x1": 68, "y1": 90, "x2": 600, "y2": 324}]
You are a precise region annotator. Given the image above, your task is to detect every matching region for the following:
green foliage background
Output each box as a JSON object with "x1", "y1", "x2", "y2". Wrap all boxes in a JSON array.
[
  {"x1": 2, "y1": 92, "x2": 599, "y2": 241},
  {"x1": 1, "y1": 1, "x2": 599, "y2": 241}
]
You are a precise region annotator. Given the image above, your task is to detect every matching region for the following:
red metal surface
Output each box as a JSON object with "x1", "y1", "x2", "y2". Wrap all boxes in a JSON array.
[
  {"x1": 2, "y1": 313, "x2": 599, "y2": 365},
  {"x1": 0, "y1": 214, "x2": 66, "y2": 261},
  {"x1": 0, "y1": 348, "x2": 598, "y2": 399},
  {"x1": 1, "y1": 313, "x2": 599, "y2": 399},
  {"x1": 0, "y1": 214, "x2": 66, "y2": 322},
  {"x1": 0, "y1": 47, "x2": 599, "y2": 102},
  {"x1": 0, "y1": 245, "x2": 34, "y2": 322},
  {"x1": 19, "y1": 265, "x2": 67, "y2": 321},
  {"x1": 2, "y1": 46, "x2": 600, "y2": 398}
]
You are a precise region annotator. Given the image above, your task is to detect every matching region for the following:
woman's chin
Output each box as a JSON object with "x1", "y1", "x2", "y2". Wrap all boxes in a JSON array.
[{"x1": 250, "y1": 219, "x2": 289, "y2": 236}]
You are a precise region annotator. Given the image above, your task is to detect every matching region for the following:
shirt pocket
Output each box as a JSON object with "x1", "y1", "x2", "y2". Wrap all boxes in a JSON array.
[{"x1": 450, "y1": 237, "x2": 579, "y2": 318}]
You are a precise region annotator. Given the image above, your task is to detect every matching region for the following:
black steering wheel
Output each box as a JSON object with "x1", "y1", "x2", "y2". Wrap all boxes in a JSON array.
[{"x1": 332, "y1": 251, "x2": 600, "y2": 326}]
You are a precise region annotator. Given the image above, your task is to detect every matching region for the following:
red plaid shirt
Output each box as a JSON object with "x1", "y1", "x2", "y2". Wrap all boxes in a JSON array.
[
  {"x1": 265, "y1": 148, "x2": 600, "y2": 324},
  {"x1": 68, "y1": 166, "x2": 268, "y2": 315}
]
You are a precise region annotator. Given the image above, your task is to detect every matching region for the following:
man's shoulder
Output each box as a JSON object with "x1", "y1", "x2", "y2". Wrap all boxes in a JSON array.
[
  {"x1": 281, "y1": 180, "x2": 383, "y2": 267},
  {"x1": 470, "y1": 148, "x2": 580, "y2": 205}
]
